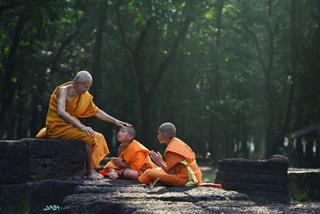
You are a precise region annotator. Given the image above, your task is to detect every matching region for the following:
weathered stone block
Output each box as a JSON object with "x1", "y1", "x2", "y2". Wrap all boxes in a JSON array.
[
  {"x1": 0, "y1": 138, "x2": 86, "y2": 184},
  {"x1": 0, "y1": 179, "x2": 82, "y2": 214},
  {"x1": 218, "y1": 155, "x2": 289, "y2": 175},
  {"x1": 215, "y1": 155, "x2": 290, "y2": 203},
  {"x1": 26, "y1": 138, "x2": 86, "y2": 180},
  {"x1": 0, "y1": 140, "x2": 30, "y2": 184},
  {"x1": 288, "y1": 168, "x2": 320, "y2": 201}
]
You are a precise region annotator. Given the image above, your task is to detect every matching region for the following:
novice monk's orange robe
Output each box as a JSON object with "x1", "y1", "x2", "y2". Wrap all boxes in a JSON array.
[
  {"x1": 36, "y1": 82, "x2": 109, "y2": 168},
  {"x1": 99, "y1": 139, "x2": 156, "y2": 176},
  {"x1": 138, "y1": 137, "x2": 202, "y2": 186}
]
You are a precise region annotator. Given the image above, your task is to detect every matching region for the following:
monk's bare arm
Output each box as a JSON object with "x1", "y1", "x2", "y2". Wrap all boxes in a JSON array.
[
  {"x1": 95, "y1": 109, "x2": 131, "y2": 127},
  {"x1": 56, "y1": 87, "x2": 94, "y2": 136}
]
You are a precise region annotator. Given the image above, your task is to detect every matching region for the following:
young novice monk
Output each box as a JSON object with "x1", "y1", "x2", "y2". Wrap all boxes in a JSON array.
[
  {"x1": 138, "y1": 122, "x2": 202, "y2": 186},
  {"x1": 99, "y1": 126, "x2": 156, "y2": 180}
]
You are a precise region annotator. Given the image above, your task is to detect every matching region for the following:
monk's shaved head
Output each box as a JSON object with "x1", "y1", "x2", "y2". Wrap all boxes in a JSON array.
[
  {"x1": 159, "y1": 122, "x2": 176, "y2": 139},
  {"x1": 120, "y1": 126, "x2": 136, "y2": 139},
  {"x1": 74, "y1": 70, "x2": 92, "y2": 84}
]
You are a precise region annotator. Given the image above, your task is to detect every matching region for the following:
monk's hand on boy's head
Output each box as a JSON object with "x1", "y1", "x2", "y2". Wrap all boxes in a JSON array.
[
  {"x1": 114, "y1": 120, "x2": 131, "y2": 127},
  {"x1": 123, "y1": 122, "x2": 132, "y2": 127}
]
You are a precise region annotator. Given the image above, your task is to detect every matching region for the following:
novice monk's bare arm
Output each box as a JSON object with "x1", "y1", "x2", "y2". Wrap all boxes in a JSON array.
[{"x1": 56, "y1": 87, "x2": 94, "y2": 136}]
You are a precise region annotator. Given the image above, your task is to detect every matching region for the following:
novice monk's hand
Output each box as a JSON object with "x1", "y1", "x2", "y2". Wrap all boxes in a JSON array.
[
  {"x1": 110, "y1": 157, "x2": 122, "y2": 165},
  {"x1": 110, "y1": 157, "x2": 122, "y2": 163},
  {"x1": 150, "y1": 150, "x2": 163, "y2": 165},
  {"x1": 111, "y1": 157, "x2": 128, "y2": 168}
]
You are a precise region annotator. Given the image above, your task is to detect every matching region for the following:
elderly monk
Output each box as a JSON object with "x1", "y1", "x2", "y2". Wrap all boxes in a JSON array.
[
  {"x1": 36, "y1": 70, "x2": 130, "y2": 179},
  {"x1": 99, "y1": 126, "x2": 156, "y2": 180},
  {"x1": 138, "y1": 122, "x2": 202, "y2": 186}
]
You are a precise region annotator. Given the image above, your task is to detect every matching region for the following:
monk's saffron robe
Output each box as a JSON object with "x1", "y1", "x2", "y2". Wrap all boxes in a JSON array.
[
  {"x1": 138, "y1": 137, "x2": 202, "y2": 186},
  {"x1": 99, "y1": 139, "x2": 156, "y2": 176},
  {"x1": 36, "y1": 82, "x2": 109, "y2": 168}
]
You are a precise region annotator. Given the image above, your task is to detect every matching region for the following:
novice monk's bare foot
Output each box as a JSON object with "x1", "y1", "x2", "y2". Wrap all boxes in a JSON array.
[{"x1": 108, "y1": 171, "x2": 119, "y2": 180}]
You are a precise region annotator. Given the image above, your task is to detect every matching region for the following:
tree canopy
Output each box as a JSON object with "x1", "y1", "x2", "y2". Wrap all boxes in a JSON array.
[{"x1": 1, "y1": 0, "x2": 320, "y2": 164}]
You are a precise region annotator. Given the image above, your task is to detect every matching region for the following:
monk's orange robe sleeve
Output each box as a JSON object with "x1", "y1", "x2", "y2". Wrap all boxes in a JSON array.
[{"x1": 165, "y1": 152, "x2": 185, "y2": 171}]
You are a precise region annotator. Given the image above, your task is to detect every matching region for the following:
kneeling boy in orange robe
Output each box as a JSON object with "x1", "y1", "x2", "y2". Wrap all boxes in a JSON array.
[
  {"x1": 138, "y1": 122, "x2": 202, "y2": 186},
  {"x1": 99, "y1": 126, "x2": 156, "y2": 180}
]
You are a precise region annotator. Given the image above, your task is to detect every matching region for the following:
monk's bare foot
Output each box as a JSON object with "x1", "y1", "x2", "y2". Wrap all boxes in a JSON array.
[
  {"x1": 85, "y1": 169, "x2": 103, "y2": 180},
  {"x1": 108, "y1": 171, "x2": 119, "y2": 180}
]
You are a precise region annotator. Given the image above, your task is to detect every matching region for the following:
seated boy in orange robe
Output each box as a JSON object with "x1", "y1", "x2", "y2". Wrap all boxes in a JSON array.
[
  {"x1": 99, "y1": 126, "x2": 156, "y2": 180},
  {"x1": 138, "y1": 122, "x2": 202, "y2": 186}
]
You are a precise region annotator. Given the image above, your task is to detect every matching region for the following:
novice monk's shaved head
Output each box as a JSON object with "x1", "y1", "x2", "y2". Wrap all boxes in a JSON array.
[
  {"x1": 74, "y1": 70, "x2": 92, "y2": 83},
  {"x1": 159, "y1": 122, "x2": 176, "y2": 139},
  {"x1": 120, "y1": 126, "x2": 136, "y2": 139}
]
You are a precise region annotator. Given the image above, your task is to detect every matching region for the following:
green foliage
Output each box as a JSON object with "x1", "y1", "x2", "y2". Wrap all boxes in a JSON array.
[{"x1": 290, "y1": 185, "x2": 310, "y2": 202}]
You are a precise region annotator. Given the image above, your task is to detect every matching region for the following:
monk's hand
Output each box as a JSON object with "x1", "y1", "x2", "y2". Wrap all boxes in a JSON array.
[
  {"x1": 150, "y1": 150, "x2": 163, "y2": 165},
  {"x1": 114, "y1": 120, "x2": 132, "y2": 127},
  {"x1": 80, "y1": 125, "x2": 95, "y2": 136}
]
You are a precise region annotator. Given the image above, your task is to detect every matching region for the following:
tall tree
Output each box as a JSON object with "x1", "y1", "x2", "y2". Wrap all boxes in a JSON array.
[
  {"x1": 116, "y1": 0, "x2": 201, "y2": 146},
  {"x1": 91, "y1": 1, "x2": 109, "y2": 106},
  {"x1": 0, "y1": 8, "x2": 31, "y2": 137}
]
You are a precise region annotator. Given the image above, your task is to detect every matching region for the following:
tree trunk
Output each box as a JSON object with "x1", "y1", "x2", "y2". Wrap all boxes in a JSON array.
[
  {"x1": 281, "y1": 0, "x2": 298, "y2": 150},
  {"x1": 139, "y1": 96, "x2": 155, "y2": 148},
  {"x1": 0, "y1": 11, "x2": 30, "y2": 136},
  {"x1": 210, "y1": 0, "x2": 224, "y2": 158},
  {"x1": 264, "y1": 0, "x2": 277, "y2": 157},
  {"x1": 91, "y1": 1, "x2": 108, "y2": 106}
]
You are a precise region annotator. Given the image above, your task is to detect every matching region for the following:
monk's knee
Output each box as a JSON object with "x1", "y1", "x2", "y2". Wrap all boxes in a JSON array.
[
  {"x1": 95, "y1": 132, "x2": 105, "y2": 140},
  {"x1": 81, "y1": 134, "x2": 96, "y2": 145},
  {"x1": 94, "y1": 132, "x2": 107, "y2": 144}
]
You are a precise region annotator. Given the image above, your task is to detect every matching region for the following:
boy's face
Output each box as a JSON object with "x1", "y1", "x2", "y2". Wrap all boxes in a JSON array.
[
  {"x1": 117, "y1": 128, "x2": 132, "y2": 143},
  {"x1": 157, "y1": 130, "x2": 167, "y2": 144}
]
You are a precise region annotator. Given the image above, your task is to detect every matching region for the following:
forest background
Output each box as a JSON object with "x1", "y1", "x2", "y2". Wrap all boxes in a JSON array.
[{"x1": 1, "y1": 0, "x2": 319, "y2": 166}]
